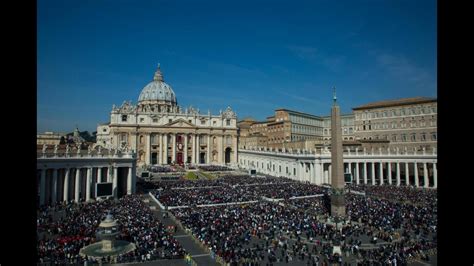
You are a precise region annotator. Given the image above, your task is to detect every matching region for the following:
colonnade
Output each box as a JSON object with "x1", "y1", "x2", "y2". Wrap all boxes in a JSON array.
[
  {"x1": 37, "y1": 166, "x2": 135, "y2": 206},
  {"x1": 239, "y1": 149, "x2": 437, "y2": 188}
]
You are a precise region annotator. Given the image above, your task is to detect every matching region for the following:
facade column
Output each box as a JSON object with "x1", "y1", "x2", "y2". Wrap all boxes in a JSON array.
[
  {"x1": 233, "y1": 136, "x2": 238, "y2": 164},
  {"x1": 86, "y1": 168, "x2": 91, "y2": 201},
  {"x1": 159, "y1": 134, "x2": 163, "y2": 164},
  {"x1": 371, "y1": 162, "x2": 376, "y2": 185},
  {"x1": 184, "y1": 134, "x2": 188, "y2": 164},
  {"x1": 75, "y1": 168, "x2": 80, "y2": 203},
  {"x1": 221, "y1": 135, "x2": 225, "y2": 163},
  {"x1": 396, "y1": 162, "x2": 401, "y2": 186},
  {"x1": 433, "y1": 163, "x2": 437, "y2": 188},
  {"x1": 63, "y1": 168, "x2": 70, "y2": 202},
  {"x1": 113, "y1": 166, "x2": 118, "y2": 199},
  {"x1": 423, "y1": 162, "x2": 429, "y2": 188},
  {"x1": 131, "y1": 164, "x2": 137, "y2": 193},
  {"x1": 127, "y1": 167, "x2": 132, "y2": 195},
  {"x1": 163, "y1": 134, "x2": 168, "y2": 164},
  {"x1": 363, "y1": 162, "x2": 368, "y2": 184},
  {"x1": 207, "y1": 135, "x2": 211, "y2": 164},
  {"x1": 146, "y1": 134, "x2": 151, "y2": 165},
  {"x1": 196, "y1": 134, "x2": 201, "y2": 164},
  {"x1": 191, "y1": 134, "x2": 196, "y2": 164},
  {"x1": 40, "y1": 169, "x2": 46, "y2": 206},
  {"x1": 379, "y1": 162, "x2": 384, "y2": 185},
  {"x1": 388, "y1": 162, "x2": 392, "y2": 185},
  {"x1": 52, "y1": 169, "x2": 58, "y2": 204},
  {"x1": 172, "y1": 134, "x2": 176, "y2": 163},
  {"x1": 355, "y1": 163, "x2": 360, "y2": 185},
  {"x1": 414, "y1": 162, "x2": 419, "y2": 187},
  {"x1": 405, "y1": 163, "x2": 410, "y2": 186},
  {"x1": 309, "y1": 163, "x2": 314, "y2": 183}
]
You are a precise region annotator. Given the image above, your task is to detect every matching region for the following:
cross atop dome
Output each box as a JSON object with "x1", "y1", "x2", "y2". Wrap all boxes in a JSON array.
[
  {"x1": 333, "y1": 86, "x2": 337, "y2": 105},
  {"x1": 153, "y1": 63, "x2": 164, "y2": 82}
]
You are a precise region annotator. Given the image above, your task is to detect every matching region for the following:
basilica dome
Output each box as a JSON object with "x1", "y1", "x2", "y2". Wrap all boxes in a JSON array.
[{"x1": 138, "y1": 65, "x2": 177, "y2": 105}]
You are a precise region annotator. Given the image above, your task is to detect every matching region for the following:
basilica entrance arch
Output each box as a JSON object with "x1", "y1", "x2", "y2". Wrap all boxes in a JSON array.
[{"x1": 225, "y1": 147, "x2": 232, "y2": 164}]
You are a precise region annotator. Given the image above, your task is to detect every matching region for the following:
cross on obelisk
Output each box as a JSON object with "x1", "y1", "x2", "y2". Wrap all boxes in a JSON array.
[{"x1": 330, "y1": 87, "x2": 346, "y2": 218}]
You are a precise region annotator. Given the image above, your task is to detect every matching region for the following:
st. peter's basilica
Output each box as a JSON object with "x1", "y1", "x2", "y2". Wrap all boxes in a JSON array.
[{"x1": 96, "y1": 65, "x2": 238, "y2": 167}]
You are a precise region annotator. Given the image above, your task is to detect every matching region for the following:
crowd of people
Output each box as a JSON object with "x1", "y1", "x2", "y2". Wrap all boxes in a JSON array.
[
  {"x1": 163, "y1": 174, "x2": 437, "y2": 265},
  {"x1": 199, "y1": 165, "x2": 233, "y2": 171},
  {"x1": 347, "y1": 184, "x2": 437, "y2": 207},
  {"x1": 37, "y1": 195, "x2": 185, "y2": 264},
  {"x1": 154, "y1": 175, "x2": 328, "y2": 207},
  {"x1": 37, "y1": 170, "x2": 437, "y2": 265}
]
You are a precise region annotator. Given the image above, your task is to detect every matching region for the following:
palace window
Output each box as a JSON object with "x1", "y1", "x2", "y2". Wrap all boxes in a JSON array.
[
  {"x1": 431, "y1": 132, "x2": 437, "y2": 141},
  {"x1": 421, "y1": 133, "x2": 426, "y2": 141},
  {"x1": 401, "y1": 134, "x2": 407, "y2": 142},
  {"x1": 140, "y1": 118, "x2": 144, "y2": 123},
  {"x1": 411, "y1": 134, "x2": 416, "y2": 141},
  {"x1": 152, "y1": 118, "x2": 158, "y2": 123},
  {"x1": 168, "y1": 119, "x2": 172, "y2": 123},
  {"x1": 392, "y1": 135, "x2": 397, "y2": 142},
  {"x1": 121, "y1": 115, "x2": 127, "y2": 122},
  {"x1": 226, "y1": 119, "x2": 231, "y2": 126}
]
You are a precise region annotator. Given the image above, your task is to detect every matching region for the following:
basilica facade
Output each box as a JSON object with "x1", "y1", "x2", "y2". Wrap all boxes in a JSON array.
[{"x1": 96, "y1": 65, "x2": 238, "y2": 167}]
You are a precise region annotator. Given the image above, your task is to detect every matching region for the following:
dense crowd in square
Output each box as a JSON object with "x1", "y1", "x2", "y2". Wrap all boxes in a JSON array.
[{"x1": 37, "y1": 195, "x2": 185, "y2": 264}]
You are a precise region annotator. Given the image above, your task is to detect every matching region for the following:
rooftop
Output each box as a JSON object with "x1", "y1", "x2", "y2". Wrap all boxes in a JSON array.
[{"x1": 353, "y1": 97, "x2": 436, "y2": 110}]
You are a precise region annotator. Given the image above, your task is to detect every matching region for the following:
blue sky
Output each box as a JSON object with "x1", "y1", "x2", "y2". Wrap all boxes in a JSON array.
[{"x1": 38, "y1": 0, "x2": 437, "y2": 133}]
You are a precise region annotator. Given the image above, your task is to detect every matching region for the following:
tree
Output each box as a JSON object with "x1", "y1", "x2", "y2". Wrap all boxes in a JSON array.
[{"x1": 59, "y1": 136, "x2": 66, "y2": 144}]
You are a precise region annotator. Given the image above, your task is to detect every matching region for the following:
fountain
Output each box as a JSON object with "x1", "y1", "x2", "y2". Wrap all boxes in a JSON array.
[{"x1": 79, "y1": 213, "x2": 136, "y2": 263}]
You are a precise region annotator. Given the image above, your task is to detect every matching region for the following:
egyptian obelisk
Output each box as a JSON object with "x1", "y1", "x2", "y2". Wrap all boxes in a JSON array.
[{"x1": 330, "y1": 87, "x2": 346, "y2": 217}]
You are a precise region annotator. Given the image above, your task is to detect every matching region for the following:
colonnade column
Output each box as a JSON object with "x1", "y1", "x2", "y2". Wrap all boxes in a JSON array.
[
  {"x1": 75, "y1": 168, "x2": 80, "y2": 203},
  {"x1": 86, "y1": 168, "x2": 91, "y2": 201},
  {"x1": 113, "y1": 166, "x2": 118, "y2": 199},
  {"x1": 363, "y1": 162, "x2": 368, "y2": 184},
  {"x1": 405, "y1": 163, "x2": 410, "y2": 186},
  {"x1": 388, "y1": 162, "x2": 392, "y2": 185},
  {"x1": 423, "y1": 162, "x2": 429, "y2": 188},
  {"x1": 207, "y1": 135, "x2": 211, "y2": 164},
  {"x1": 171, "y1": 134, "x2": 176, "y2": 163},
  {"x1": 379, "y1": 162, "x2": 384, "y2": 185},
  {"x1": 63, "y1": 168, "x2": 70, "y2": 202},
  {"x1": 146, "y1": 134, "x2": 151, "y2": 165},
  {"x1": 355, "y1": 163, "x2": 360, "y2": 185},
  {"x1": 127, "y1": 167, "x2": 132, "y2": 195},
  {"x1": 309, "y1": 163, "x2": 314, "y2": 183},
  {"x1": 414, "y1": 162, "x2": 419, "y2": 187},
  {"x1": 52, "y1": 169, "x2": 58, "y2": 203},
  {"x1": 328, "y1": 164, "x2": 332, "y2": 184},
  {"x1": 98, "y1": 167, "x2": 103, "y2": 183},
  {"x1": 40, "y1": 169, "x2": 46, "y2": 206},
  {"x1": 396, "y1": 162, "x2": 401, "y2": 186},
  {"x1": 371, "y1": 162, "x2": 375, "y2": 185},
  {"x1": 433, "y1": 163, "x2": 437, "y2": 188}
]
